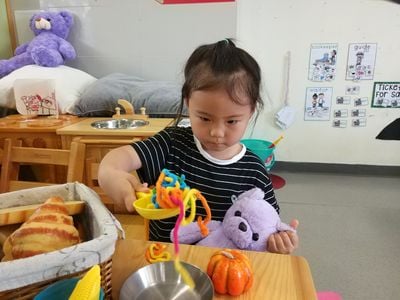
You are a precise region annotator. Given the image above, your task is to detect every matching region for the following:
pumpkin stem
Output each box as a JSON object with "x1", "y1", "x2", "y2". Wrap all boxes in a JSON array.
[{"x1": 221, "y1": 250, "x2": 234, "y2": 259}]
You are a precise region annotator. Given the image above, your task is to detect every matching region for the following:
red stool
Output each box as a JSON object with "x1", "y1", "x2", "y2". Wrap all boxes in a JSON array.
[
  {"x1": 317, "y1": 291, "x2": 342, "y2": 300},
  {"x1": 270, "y1": 174, "x2": 286, "y2": 190}
]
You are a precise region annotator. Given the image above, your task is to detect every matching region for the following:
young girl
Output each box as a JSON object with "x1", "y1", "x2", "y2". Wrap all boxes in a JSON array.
[{"x1": 98, "y1": 39, "x2": 299, "y2": 254}]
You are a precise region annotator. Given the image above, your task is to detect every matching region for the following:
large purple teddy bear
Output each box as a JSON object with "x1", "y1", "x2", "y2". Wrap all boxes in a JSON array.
[
  {"x1": 171, "y1": 187, "x2": 295, "y2": 252},
  {"x1": 0, "y1": 10, "x2": 76, "y2": 78}
]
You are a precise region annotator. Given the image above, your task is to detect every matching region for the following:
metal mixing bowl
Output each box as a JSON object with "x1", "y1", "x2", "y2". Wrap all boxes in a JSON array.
[
  {"x1": 90, "y1": 119, "x2": 149, "y2": 129},
  {"x1": 119, "y1": 261, "x2": 214, "y2": 300}
]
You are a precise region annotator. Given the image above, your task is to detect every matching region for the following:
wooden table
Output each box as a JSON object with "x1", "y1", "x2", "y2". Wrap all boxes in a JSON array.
[
  {"x1": 56, "y1": 117, "x2": 174, "y2": 148},
  {"x1": 112, "y1": 239, "x2": 317, "y2": 300},
  {"x1": 0, "y1": 114, "x2": 82, "y2": 150},
  {"x1": 0, "y1": 115, "x2": 83, "y2": 182}
]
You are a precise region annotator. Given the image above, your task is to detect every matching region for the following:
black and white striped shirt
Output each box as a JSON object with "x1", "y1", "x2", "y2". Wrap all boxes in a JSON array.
[{"x1": 132, "y1": 127, "x2": 278, "y2": 242}]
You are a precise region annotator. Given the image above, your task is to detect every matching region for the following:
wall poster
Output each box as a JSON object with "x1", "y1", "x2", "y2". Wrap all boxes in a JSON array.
[
  {"x1": 308, "y1": 43, "x2": 338, "y2": 82},
  {"x1": 346, "y1": 43, "x2": 377, "y2": 81},
  {"x1": 304, "y1": 87, "x2": 333, "y2": 121},
  {"x1": 371, "y1": 82, "x2": 400, "y2": 108}
]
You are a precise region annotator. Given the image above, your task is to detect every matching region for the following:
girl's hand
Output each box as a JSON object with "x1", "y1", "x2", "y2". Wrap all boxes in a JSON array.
[
  {"x1": 98, "y1": 145, "x2": 147, "y2": 213},
  {"x1": 267, "y1": 219, "x2": 299, "y2": 254},
  {"x1": 119, "y1": 173, "x2": 150, "y2": 213}
]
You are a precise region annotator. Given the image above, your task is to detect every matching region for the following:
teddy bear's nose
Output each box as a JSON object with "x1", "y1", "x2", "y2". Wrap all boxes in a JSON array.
[
  {"x1": 238, "y1": 222, "x2": 247, "y2": 232},
  {"x1": 252, "y1": 233, "x2": 259, "y2": 241}
]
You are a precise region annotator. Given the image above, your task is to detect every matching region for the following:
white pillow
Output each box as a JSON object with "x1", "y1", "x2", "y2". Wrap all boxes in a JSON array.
[{"x1": 0, "y1": 65, "x2": 97, "y2": 114}]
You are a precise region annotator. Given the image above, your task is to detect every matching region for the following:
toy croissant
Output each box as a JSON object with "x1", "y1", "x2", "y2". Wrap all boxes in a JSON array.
[{"x1": 2, "y1": 196, "x2": 80, "y2": 261}]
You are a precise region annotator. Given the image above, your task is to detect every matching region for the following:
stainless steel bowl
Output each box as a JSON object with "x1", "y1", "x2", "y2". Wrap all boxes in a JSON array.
[
  {"x1": 119, "y1": 261, "x2": 214, "y2": 300},
  {"x1": 90, "y1": 119, "x2": 149, "y2": 129}
]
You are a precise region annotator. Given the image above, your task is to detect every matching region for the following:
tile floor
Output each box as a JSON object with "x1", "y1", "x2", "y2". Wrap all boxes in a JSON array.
[{"x1": 274, "y1": 170, "x2": 400, "y2": 300}]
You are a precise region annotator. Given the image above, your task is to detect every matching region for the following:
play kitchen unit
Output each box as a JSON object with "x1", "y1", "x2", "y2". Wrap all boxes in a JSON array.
[
  {"x1": 57, "y1": 100, "x2": 174, "y2": 150},
  {"x1": 0, "y1": 102, "x2": 174, "y2": 209}
]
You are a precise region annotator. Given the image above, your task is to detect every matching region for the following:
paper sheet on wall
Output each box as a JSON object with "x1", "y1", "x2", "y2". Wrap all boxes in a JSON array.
[
  {"x1": 371, "y1": 82, "x2": 400, "y2": 108},
  {"x1": 308, "y1": 43, "x2": 338, "y2": 82},
  {"x1": 304, "y1": 87, "x2": 332, "y2": 121},
  {"x1": 14, "y1": 78, "x2": 58, "y2": 116},
  {"x1": 346, "y1": 43, "x2": 377, "y2": 81}
]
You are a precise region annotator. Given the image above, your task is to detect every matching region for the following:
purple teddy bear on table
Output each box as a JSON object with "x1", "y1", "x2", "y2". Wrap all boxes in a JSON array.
[
  {"x1": 0, "y1": 10, "x2": 76, "y2": 78},
  {"x1": 171, "y1": 187, "x2": 295, "y2": 252}
]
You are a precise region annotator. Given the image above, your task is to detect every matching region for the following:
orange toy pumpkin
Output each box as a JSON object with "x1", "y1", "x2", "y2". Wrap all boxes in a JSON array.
[{"x1": 207, "y1": 249, "x2": 253, "y2": 296}]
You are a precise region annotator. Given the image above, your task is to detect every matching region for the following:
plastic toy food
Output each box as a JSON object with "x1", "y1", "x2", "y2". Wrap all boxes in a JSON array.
[
  {"x1": 135, "y1": 169, "x2": 211, "y2": 289},
  {"x1": 69, "y1": 264, "x2": 101, "y2": 300},
  {"x1": 2, "y1": 196, "x2": 80, "y2": 261},
  {"x1": 145, "y1": 243, "x2": 171, "y2": 263},
  {"x1": 207, "y1": 249, "x2": 253, "y2": 296},
  {"x1": 134, "y1": 169, "x2": 210, "y2": 232}
]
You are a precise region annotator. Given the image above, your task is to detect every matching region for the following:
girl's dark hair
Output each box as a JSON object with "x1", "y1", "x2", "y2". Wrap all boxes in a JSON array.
[{"x1": 175, "y1": 39, "x2": 263, "y2": 124}]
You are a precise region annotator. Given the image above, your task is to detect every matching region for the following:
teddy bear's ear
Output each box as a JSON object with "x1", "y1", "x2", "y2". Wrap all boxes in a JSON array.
[
  {"x1": 29, "y1": 13, "x2": 39, "y2": 25},
  {"x1": 238, "y1": 187, "x2": 264, "y2": 200},
  {"x1": 230, "y1": 194, "x2": 238, "y2": 204},
  {"x1": 230, "y1": 187, "x2": 264, "y2": 204},
  {"x1": 59, "y1": 11, "x2": 74, "y2": 28}
]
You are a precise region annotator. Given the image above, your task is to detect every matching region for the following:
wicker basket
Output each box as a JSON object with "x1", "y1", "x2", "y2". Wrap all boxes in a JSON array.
[{"x1": 0, "y1": 183, "x2": 121, "y2": 300}]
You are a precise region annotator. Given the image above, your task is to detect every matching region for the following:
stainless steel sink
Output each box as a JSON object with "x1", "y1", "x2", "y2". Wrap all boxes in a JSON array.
[{"x1": 91, "y1": 119, "x2": 149, "y2": 129}]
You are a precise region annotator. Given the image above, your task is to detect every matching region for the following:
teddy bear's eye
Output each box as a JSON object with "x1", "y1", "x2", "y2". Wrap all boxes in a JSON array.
[
  {"x1": 47, "y1": 18, "x2": 51, "y2": 22},
  {"x1": 234, "y1": 211, "x2": 241, "y2": 217},
  {"x1": 252, "y1": 233, "x2": 259, "y2": 241}
]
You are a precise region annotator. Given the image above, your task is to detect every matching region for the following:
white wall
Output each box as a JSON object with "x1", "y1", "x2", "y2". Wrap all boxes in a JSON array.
[
  {"x1": 68, "y1": 0, "x2": 236, "y2": 81},
  {"x1": 238, "y1": 0, "x2": 400, "y2": 166},
  {"x1": 10, "y1": 0, "x2": 399, "y2": 166},
  {"x1": 13, "y1": 0, "x2": 236, "y2": 82}
]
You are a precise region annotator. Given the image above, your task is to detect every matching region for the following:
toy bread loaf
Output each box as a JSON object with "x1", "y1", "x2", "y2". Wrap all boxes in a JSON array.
[{"x1": 2, "y1": 196, "x2": 80, "y2": 261}]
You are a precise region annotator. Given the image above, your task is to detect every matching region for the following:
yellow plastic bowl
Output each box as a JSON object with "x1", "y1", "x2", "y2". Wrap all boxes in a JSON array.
[{"x1": 133, "y1": 197, "x2": 181, "y2": 220}]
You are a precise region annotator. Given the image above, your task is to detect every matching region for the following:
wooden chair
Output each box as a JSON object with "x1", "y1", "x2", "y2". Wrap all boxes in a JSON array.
[
  {"x1": 0, "y1": 138, "x2": 86, "y2": 193},
  {"x1": 71, "y1": 138, "x2": 140, "y2": 209},
  {"x1": 73, "y1": 138, "x2": 148, "y2": 240}
]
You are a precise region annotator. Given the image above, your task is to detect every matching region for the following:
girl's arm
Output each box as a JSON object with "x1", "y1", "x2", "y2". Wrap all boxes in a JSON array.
[{"x1": 98, "y1": 145, "x2": 149, "y2": 213}]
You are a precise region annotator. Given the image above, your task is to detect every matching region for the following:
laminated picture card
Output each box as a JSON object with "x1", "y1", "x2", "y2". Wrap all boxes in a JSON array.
[{"x1": 14, "y1": 78, "x2": 58, "y2": 115}]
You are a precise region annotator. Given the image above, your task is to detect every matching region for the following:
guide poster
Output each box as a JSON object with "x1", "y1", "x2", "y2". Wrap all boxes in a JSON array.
[
  {"x1": 304, "y1": 87, "x2": 333, "y2": 121},
  {"x1": 308, "y1": 43, "x2": 338, "y2": 82},
  {"x1": 346, "y1": 43, "x2": 377, "y2": 81}
]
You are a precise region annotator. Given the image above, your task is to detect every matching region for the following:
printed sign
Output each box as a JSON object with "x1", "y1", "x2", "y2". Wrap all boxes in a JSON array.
[
  {"x1": 308, "y1": 43, "x2": 338, "y2": 82},
  {"x1": 371, "y1": 82, "x2": 400, "y2": 108},
  {"x1": 346, "y1": 43, "x2": 377, "y2": 81},
  {"x1": 352, "y1": 118, "x2": 367, "y2": 127},
  {"x1": 354, "y1": 97, "x2": 368, "y2": 107},
  {"x1": 351, "y1": 109, "x2": 366, "y2": 117},
  {"x1": 332, "y1": 119, "x2": 347, "y2": 128},
  {"x1": 345, "y1": 86, "x2": 360, "y2": 95},
  {"x1": 14, "y1": 79, "x2": 58, "y2": 115},
  {"x1": 336, "y1": 96, "x2": 351, "y2": 105},
  {"x1": 333, "y1": 109, "x2": 348, "y2": 118},
  {"x1": 304, "y1": 87, "x2": 333, "y2": 121}
]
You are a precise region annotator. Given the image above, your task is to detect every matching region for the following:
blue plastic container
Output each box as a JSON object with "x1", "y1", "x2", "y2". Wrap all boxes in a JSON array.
[
  {"x1": 34, "y1": 278, "x2": 104, "y2": 300},
  {"x1": 241, "y1": 139, "x2": 276, "y2": 171}
]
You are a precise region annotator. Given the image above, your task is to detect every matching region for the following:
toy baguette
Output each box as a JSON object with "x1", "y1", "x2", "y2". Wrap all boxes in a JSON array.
[{"x1": 2, "y1": 196, "x2": 80, "y2": 261}]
